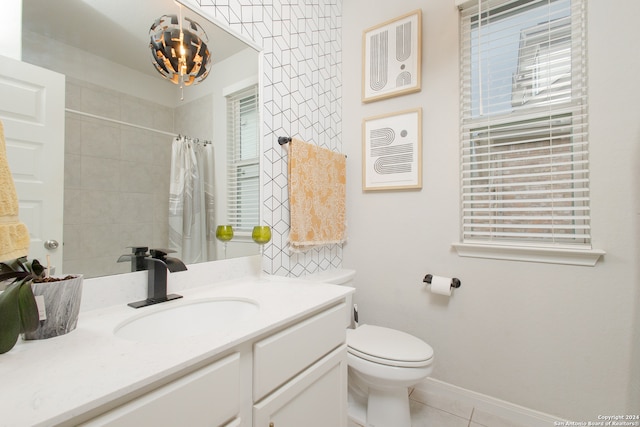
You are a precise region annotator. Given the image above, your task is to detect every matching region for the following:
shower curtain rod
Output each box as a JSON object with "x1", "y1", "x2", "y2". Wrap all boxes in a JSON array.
[{"x1": 65, "y1": 108, "x2": 178, "y2": 138}]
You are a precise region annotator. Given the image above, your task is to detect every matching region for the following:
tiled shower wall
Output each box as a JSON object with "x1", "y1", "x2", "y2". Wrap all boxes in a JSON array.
[
  {"x1": 63, "y1": 78, "x2": 174, "y2": 278},
  {"x1": 196, "y1": 0, "x2": 344, "y2": 276},
  {"x1": 63, "y1": 79, "x2": 218, "y2": 279}
]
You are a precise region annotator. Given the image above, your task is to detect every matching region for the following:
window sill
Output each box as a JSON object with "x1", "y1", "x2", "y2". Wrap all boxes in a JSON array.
[{"x1": 452, "y1": 243, "x2": 605, "y2": 266}]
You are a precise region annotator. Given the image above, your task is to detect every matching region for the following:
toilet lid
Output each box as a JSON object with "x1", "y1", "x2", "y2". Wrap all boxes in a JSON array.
[{"x1": 346, "y1": 324, "x2": 434, "y2": 368}]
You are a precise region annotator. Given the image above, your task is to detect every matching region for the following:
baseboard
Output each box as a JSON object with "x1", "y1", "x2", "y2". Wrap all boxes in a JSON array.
[{"x1": 411, "y1": 378, "x2": 569, "y2": 427}]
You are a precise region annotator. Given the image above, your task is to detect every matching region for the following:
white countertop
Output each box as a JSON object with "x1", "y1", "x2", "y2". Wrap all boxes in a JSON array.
[{"x1": 0, "y1": 274, "x2": 353, "y2": 427}]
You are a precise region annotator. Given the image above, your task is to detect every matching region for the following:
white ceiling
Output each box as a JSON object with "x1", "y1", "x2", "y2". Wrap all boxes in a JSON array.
[{"x1": 22, "y1": 0, "x2": 253, "y2": 78}]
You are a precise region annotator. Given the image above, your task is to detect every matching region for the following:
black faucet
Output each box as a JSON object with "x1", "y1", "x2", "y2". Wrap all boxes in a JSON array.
[{"x1": 126, "y1": 249, "x2": 187, "y2": 309}]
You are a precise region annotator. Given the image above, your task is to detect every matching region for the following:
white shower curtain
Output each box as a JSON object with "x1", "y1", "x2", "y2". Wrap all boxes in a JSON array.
[{"x1": 168, "y1": 136, "x2": 215, "y2": 264}]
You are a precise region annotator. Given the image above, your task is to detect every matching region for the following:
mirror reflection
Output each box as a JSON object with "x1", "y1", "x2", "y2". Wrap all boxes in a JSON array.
[{"x1": 21, "y1": 0, "x2": 261, "y2": 278}]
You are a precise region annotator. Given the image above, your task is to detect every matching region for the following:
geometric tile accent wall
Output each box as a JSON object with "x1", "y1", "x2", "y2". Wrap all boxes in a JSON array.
[{"x1": 196, "y1": 0, "x2": 344, "y2": 277}]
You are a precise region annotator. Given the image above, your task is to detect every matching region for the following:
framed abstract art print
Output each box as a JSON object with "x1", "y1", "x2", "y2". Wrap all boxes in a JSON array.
[
  {"x1": 362, "y1": 108, "x2": 422, "y2": 191},
  {"x1": 362, "y1": 10, "x2": 422, "y2": 103}
]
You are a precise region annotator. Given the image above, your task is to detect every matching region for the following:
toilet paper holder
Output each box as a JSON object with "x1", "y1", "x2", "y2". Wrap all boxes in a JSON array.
[{"x1": 423, "y1": 274, "x2": 461, "y2": 289}]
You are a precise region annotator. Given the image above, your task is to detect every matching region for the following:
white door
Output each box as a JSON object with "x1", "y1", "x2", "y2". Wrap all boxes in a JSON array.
[{"x1": 0, "y1": 55, "x2": 65, "y2": 270}]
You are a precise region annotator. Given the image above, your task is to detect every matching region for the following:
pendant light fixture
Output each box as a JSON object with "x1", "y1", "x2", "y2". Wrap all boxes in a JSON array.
[{"x1": 149, "y1": 5, "x2": 211, "y2": 95}]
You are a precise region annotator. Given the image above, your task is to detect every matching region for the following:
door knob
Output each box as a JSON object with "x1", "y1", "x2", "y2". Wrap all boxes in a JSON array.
[{"x1": 44, "y1": 240, "x2": 59, "y2": 250}]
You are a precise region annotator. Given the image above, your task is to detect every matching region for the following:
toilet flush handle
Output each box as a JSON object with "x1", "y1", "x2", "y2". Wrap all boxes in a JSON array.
[{"x1": 353, "y1": 304, "x2": 359, "y2": 328}]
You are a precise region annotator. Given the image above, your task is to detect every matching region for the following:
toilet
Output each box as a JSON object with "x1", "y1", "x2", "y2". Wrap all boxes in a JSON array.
[{"x1": 303, "y1": 269, "x2": 434, "y2": 427}]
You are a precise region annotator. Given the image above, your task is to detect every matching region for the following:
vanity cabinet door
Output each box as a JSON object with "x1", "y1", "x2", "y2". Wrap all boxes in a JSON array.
[
  {"x1": 253, "y1": 345, "x2": 347, "y2": 427},
  {"x1": 81, "y1": 353, "x2": 240, "y2": 427}
]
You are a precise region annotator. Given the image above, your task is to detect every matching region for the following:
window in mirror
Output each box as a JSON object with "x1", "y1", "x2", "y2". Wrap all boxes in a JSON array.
[{"x1": 226, "y1": 84, "x2": 260, "y2": 233}]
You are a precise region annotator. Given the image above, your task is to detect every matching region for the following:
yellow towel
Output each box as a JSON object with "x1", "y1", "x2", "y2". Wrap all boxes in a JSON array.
[
  {"x1": 0, "y1": 120, "x2": 30, "y2": 261},
  {"x1": 288, "y1": 138, "x2": 346, "y2": 251}
]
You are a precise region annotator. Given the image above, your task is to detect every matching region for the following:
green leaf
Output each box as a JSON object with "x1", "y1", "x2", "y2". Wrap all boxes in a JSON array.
[
  {"x1": 18, "y1": 282, "x2": 39, "y2": 333},
  {"x1": 0, "y1": 270, "x2": 30, "y2": 284},
  {"x1": 0, "y1": 262, "x2": 14, "y2": 274},
  {"x1": 0, "y1": 283, "x2": 22, "y2": 354}
]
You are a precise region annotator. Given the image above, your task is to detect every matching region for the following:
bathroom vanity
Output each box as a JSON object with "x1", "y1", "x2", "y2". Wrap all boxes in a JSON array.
[{"x1": 0, "y1": 259, "x2": 353, "y2": 427}]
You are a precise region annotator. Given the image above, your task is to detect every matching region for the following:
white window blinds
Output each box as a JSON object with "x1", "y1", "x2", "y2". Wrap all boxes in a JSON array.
[
  {"x1": 459, "y1": 0, "x2": 590, "y2": 248},
  {"x1": 226, "y1": 85, "x2": 260, "y2": 232}
]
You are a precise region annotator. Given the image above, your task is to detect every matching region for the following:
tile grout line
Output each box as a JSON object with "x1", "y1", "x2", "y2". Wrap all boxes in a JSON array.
[{"x1": 410, "y1": 396, "x2": 472, "y2": 424}]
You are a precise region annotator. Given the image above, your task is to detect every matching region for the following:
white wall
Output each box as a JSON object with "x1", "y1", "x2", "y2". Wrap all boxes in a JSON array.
[
  {"x1": 342, "y1": 0, "x2": 640, "y2": 421},
  {"x1": 21, "y1": 31, "x2": 175, "y2": 106}
]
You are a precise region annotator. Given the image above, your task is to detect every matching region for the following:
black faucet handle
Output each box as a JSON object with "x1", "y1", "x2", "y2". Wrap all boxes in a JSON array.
[
  {"x1": 128, "y1": 246, "x2": 149, "y2": 256},
  {"x1": 149, "y1": 248, "x2": 177, "y2": 260}
]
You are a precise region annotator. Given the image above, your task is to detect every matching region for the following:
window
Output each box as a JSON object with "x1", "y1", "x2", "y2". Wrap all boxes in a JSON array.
[
  {"x1": 226, "y1": 85, "x2": 260, "y2": 233},
  {"x1": 456, "y1": 0, "x2": 603, "y2": 265}
]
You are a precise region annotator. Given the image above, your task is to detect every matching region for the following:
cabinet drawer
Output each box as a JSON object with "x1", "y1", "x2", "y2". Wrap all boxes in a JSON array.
[
  {"x1": 253, "y1": 345, "x2": 348, "y2": 427},
  {"x1": 253, "y1": 302, "x2": 347, "y2": 401},
  {"x1": 81, "y1": 353, "x2": 240, "y2": 427}
]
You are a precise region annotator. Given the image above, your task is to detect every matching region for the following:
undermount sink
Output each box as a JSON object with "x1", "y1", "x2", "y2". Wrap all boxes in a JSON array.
[{"x1": 114, "y1": 298, "x2": 260, "y2": 342}]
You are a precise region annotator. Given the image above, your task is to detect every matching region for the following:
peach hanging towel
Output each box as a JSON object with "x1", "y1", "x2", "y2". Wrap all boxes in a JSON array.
[
  {"x1": 0, "y1": 120, "x2": 30, "y2": 261},
  {"x1": 287, "y1": 138, "x2": 346, "y2": 251}
]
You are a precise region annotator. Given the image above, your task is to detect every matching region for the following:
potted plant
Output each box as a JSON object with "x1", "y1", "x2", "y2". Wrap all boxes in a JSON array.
[
  {"x1": 0, "y1": 257, "x2": 41, "y2": 354},
  {"x1": 0, "y1": 257, "x2": 83, "y2": 352}
]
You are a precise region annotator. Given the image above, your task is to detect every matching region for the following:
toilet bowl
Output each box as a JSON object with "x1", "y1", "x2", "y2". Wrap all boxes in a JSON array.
[{"x1": 303, "y1": 269, "x2": 434, "y2": 427}]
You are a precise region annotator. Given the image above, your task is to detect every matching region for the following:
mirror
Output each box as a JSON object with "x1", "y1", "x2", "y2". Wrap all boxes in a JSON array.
[{"x1": 21, "y1": 0, "x2": 261, "y2": 278}]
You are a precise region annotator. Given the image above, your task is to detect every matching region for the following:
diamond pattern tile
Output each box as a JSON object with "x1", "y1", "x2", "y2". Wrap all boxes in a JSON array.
[{"x1": 197, "y1": 0, "x2": 343, "y2": 276}]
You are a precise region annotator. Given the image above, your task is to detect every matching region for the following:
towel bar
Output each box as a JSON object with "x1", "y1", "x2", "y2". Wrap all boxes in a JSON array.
[{"x1": 277, "y1": 136, "x2": 347, "y2": 158}]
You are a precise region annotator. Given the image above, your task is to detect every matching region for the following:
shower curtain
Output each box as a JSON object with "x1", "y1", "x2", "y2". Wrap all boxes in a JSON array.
[{"x1": 168, "y1": 136, "x2": 215, "y2": 264}]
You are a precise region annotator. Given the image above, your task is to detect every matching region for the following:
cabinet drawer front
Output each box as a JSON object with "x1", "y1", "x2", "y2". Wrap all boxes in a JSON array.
[
  {"x1": 81, "y1": 353, "x2": 240, "y2": 427},
  {"x1": 253, "y1": 345, "x2": 348, "y2": 427},
  {"x1": 253, "y1": 302, "x2": 347, "y2": 401}
]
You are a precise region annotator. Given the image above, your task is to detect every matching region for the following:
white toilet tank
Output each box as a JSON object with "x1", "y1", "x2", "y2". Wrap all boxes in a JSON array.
[{"x1": 303, "y1": 269, "x2": 356, "y2": 327}]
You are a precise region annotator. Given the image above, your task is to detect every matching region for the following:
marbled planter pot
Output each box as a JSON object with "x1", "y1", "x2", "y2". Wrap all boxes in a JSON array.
[{"x1": 23, "y1": 275, "x2": 83, "y2": 340}]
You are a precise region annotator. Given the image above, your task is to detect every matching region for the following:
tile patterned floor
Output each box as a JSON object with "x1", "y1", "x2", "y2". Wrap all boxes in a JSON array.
[{"x1": 348, "y1": 393, "x2": 530, "y2": 427}]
